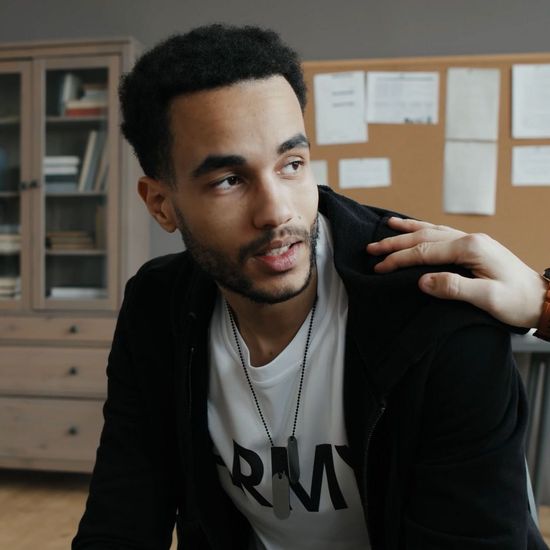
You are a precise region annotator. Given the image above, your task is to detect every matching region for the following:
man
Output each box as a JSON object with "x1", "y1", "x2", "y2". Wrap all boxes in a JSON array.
[{"x1": 73, "y1": 25, "x2": 548, "y2": 549}]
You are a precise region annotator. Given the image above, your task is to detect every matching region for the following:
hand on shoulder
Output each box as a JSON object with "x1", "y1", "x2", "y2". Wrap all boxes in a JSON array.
[{"x1": 367, "y1": 217, "x2": 548, "y2": 329}]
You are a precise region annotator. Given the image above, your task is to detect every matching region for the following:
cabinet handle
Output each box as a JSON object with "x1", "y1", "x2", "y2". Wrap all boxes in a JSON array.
[
  {"x1": 29, "y1": 180, "x2": 40, "y2": 189},
  {"x1": 69, "y1": 324, "x2": 79, "y2": 334},
  {"x1": 19, "y1": 182, "x2": 28, "y2": 191},
  {"x1": 68, "y1": 366, "x2": 79, "y2": 376},
  {"x1": 67, "y1": 426, "x2": 79, "y2": 436}
]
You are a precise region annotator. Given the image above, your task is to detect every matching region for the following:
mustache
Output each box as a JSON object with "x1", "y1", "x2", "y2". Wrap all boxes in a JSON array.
[{"x1": 238, "y1": 225, "x2": 312, "y2": 264}]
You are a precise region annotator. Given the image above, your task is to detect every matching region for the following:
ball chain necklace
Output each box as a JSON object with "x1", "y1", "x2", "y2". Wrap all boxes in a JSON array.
[{"x1": 227, "y1": 296, "x2": 317, "y2": 520}]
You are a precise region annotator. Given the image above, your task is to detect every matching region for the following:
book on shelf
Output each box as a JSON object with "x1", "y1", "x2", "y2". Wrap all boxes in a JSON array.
[
  {"x1": 64, "y1": 106, "x2": 107, "y2": 117},
  {"x1": 0, "y1": 116, "x2": 20, "y2": 125},
  {"x1": 46, "y1": 230, "x2": 95, "y2": 250},
  {"x1": 44, "y1": 155, "x2": 81, "y2": 179},
  {"x1": 0, "y1": 276, "x2": 21, "y2": 297},
  {"x1": 48, "y1": 243, "x2": 96, "y2": 251},
  {"x1": 82, "y1": 83, "x2": 108, "y2": 100},
  {"x1": 44, "y1": 156, "x2": 80, "y2": 166},
  {"x1": 64, "y1": 85, "x2": 108, "y2": 116},
  {"x1": 45, "y1": 181, "x2": 79, "y2": 193},
  {"x1": 58, "y1": 73, "x2": 82, "y2": 116},
  {"x1": 0, "y1": 290, "x2": 20, "y2": 298},
  {"x1": 0, "y1": 276, "x2": 19, "y2": 286},
  {"x1": 0, "y1": 224, "x2": 20, "y2": 234},
  {"x1": 0, "y1": 233, "x2": 21, "y2": 253},
  {"x1": 0, "y1": 243, "x2": 21, "y2": 253},
  {"x1": 49, "y1": 286, "x2": 106, "y2": 299},
  {"x1": 78, "y1": 131, "x2": 98, "y2": 191},
  {"x1": 44, "y1": 164, "x2": 79, "y2": 176},
  {"x1": 79, "y1": 130, "x2": 107, "y2": 192},
  {"x1": 93, "y1": 138, "x2": 109, "y2": 191}
]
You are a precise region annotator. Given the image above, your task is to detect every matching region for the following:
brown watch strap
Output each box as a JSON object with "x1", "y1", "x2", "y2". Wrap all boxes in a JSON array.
[{"x1": 534, "y1": 268, "x2": 550, "y2": 342}]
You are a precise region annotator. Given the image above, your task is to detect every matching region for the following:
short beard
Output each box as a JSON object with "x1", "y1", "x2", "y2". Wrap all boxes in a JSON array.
[{"x1": 174, "y1": 208, "x2": 319, "y2": 304}]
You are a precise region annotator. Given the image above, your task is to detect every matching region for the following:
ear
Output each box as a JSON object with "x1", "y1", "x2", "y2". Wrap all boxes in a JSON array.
[{"x1": 138, "y1": 176, "x2": 177, "y2": 233}]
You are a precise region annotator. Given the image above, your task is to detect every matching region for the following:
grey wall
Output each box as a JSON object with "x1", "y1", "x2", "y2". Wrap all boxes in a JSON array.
[
  {"x1": 3, "y1": 0, "x2": 550, "y2": 255},
  {"x1": 3, "y1": 0, "x2": 550, "y2": 60}
]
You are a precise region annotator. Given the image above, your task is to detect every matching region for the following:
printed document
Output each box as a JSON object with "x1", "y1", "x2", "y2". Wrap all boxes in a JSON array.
[
  {"x1": 366, "y1": 71, "x2": 439, "y2": 124},
  {"x1": 443, "y1": 141, "x2": 497, "y2": 215},
  {"x1": 512, "y1": 146, "x2": 550, "y2": 186},
  {"x1": 314, "y1": 71, "x2": 367, "y2": 145},
  {"x1": 339, "y1": 158, "x2": 391, "y2": 189},
  {"x1": 512, "y1": 64, "x2": 550, "y2": 138},
  {"x1": 445, "y1": 68, "x2": 500, "y2": 141}
]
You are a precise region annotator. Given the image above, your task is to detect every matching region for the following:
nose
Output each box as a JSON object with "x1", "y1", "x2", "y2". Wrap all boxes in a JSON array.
[{"x1": 251, "y1": 175, "x2": 293, "y2": 230}]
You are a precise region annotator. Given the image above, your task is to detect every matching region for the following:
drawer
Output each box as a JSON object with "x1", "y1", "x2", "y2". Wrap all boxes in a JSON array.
[
  {"x1": 0, "y1": 346, "x2": 108, "y2": 398},
  {"x1": 0, "y1": 397, "x2": 104, "y2": 463},
  {"x1": 0, "y1": 315, "x2": 116, "y2": 343}
]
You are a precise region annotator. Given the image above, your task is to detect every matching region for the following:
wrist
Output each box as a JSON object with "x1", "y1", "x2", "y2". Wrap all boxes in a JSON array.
[{"x1": 533, "y1": 268, "x2": 550, "y2": 341}]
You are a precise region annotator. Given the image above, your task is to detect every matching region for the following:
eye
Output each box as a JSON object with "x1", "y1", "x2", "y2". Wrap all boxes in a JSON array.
[
  {"x1": 279, "y1": 159, "x2": 304, "y2": 176},
  {"x1": 213, "y1": 175, "x2": 241, "y2": 190}
]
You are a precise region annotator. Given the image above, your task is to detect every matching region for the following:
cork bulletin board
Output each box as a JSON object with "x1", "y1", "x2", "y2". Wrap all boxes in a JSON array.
[{"x1": 302, "y1": 53, "x2": 550, "y2": 272}]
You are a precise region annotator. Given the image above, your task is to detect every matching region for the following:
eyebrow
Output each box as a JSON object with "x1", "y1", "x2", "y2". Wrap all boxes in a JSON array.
[
  {"x1": 277, "y1": 133, "x2": 310, "y2": 155},
  {"x1": 191, "y1": 154, "x2": 246, "y2": 179},
  {"x1": 190, "y1": 133, "x2": 310, "y2": 179}
]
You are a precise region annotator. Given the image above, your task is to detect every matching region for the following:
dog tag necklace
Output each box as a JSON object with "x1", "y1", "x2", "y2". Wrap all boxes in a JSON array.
[{"x1": 227, "y1": 297, "x2": 317, "y2": 519}]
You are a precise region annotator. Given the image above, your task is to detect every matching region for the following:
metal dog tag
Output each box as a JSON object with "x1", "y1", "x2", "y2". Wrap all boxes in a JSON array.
[
  {"x1": 287, "y1": 435, "x2": 300, "y2": 484},
  {"x1": 271, "y1": 446, "x2": 290, "y2": 519}
]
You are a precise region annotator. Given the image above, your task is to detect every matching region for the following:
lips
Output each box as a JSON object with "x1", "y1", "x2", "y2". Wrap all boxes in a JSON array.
[
  {"x1": 256, "y1": 239, "x2": 299, "y2": 258},
  {"x1": 253, "y1": 240, "x2": 302, "y2": 272}
]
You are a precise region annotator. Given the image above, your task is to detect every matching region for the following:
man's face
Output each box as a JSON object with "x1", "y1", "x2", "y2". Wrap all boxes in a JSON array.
[{"x1": 166, "y1": 76, "x2": 319, "y2": 304}]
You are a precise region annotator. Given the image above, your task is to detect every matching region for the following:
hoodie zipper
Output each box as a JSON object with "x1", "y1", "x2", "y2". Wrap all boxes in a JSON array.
[{"x1": 363, "y1": 400, "x2": 386, "y2": 550}]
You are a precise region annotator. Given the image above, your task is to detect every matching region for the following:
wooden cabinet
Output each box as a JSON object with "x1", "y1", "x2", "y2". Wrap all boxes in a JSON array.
[{"x1": 0, "y1": 38, "x2": 148, "y2": 472}]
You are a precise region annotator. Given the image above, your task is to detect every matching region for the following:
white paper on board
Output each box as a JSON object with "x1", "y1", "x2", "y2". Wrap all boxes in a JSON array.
[
  {"x1": 338, "y1": 158, "x2": 391, "y2": 189},
  {"x1": 512, "y1": 64, "x2": 550, "y2": 139},
  {"x1": 445, "y1": 68, "x2": 500, "y2": 141},
  {"x1": 512, "y1": 146, "x2": 550, "y2": 186},
  {"x1": 310, "y1": 160, "x2": 329, "y2": 186},
  {"x1": 313, "y1": 71, "x2": 367, "y2": 145},
  {"x1": 443, "y1": 141, "x2": 498, "y2": 215},
  {"x1": 366, "y1": 71, "x2": 439, "y2": 124}
]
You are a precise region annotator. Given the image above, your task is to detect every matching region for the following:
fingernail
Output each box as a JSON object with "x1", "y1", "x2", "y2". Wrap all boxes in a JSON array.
[{"x1": 421, "y1": 275, "x2": 436, "y2": 291}]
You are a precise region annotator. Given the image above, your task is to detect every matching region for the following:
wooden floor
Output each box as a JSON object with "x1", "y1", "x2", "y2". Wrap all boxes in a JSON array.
[{"x1": 0, "y1": 469, "x2": 548, "y2": 549}]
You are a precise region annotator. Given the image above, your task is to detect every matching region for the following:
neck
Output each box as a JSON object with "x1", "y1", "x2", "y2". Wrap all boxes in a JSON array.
[{"x1": 222, "y1": 271, "x2": 318, "y2": 367}]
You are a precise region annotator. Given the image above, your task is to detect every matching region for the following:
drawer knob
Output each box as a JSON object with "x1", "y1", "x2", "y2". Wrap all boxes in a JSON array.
[
  {"x1": 67, "y1": 426, "x2": 79, "y2": 436},
  {"x1": 68, "y1": 366, "x2": 79, "y2": 376},
  {"x1": 69, "y1": 324, "x2": 79, "y2": 334}
]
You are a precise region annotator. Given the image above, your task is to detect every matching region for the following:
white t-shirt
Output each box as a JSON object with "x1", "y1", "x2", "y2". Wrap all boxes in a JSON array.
[{"x1": 208, "y1": 214, "x2": 370, "y2": 550}]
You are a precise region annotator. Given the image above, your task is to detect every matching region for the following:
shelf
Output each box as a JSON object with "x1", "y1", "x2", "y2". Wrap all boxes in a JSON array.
[
  {"x1": 0, "y1": 191, "x2": 19, "y2": 198},
  {"x1": 45, "y1": 191, "x2": 106, "y2": 198},
  {"x1": 46, "y1": 116, "x2": 107, "y2": 124},
  {"x1": 0, "y1": 250, "x2": 20, "y2": 255},
  {"x1": 0, "y1": 116, "x2": 20, "y2": 125},
  {"x1": 46, "y1": 288, "x2": 107, "y2": 300},
  {"x1": 45, "y1": 249, "x2": 106, "y2": 256}
]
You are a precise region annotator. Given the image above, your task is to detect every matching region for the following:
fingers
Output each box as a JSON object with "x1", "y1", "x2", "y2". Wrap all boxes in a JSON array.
[
  {"x1": 367, "y1": 217, "x2": 466, "y2": 256},
  {"x1": 373, "y1": 240, "x2": 465, "y2": 273},
  {"x1": 385, "y1": 217, "x2": 464, "y2": 236},
  {"x1": 384, "y1": 217, "x2": 435, "y2": 232},
  {"x1": 419, "y1": 272, "x2": 498, "y2": 317}
]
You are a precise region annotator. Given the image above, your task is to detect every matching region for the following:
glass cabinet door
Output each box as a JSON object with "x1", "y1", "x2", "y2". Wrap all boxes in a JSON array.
[
  {"x1": 0, "y1": 64, "x2": 30, "y2": 309},
  {"x1": 37, "y1": 57, "x2": 118, "y2": 309}
]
